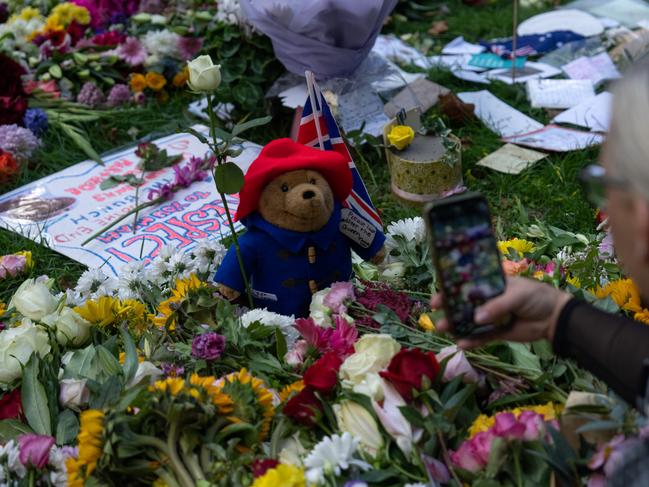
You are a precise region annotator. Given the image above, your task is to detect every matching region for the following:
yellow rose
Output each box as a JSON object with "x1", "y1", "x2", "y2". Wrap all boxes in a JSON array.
[
  {"x1": 418, "y1": 313, "x2": 435, "y2": 332},
  {"x1": 145, "y1": 72, "x2": 167, "y2": 92},
  {"x1": 388, "y1": 125, "x2": 415, "y2": 150},
  {"x1": 129, "y1": 73, "x2": 147, "y2": 93}
]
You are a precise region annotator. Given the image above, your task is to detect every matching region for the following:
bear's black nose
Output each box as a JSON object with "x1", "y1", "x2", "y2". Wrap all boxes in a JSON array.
[{"x1": 302, "y1": 190, "x2": 315, "y2": 200}]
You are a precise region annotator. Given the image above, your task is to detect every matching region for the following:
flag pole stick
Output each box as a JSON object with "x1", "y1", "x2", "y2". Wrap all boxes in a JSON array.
[
  {"x1": 512, "y1": 0, "x2": 519, "y2": 83},
  {"x1": 305, "y1": 71, "x2": 326, "y2": 150}
]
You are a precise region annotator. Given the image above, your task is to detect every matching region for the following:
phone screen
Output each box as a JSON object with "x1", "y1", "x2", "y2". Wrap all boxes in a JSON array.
[{"x1": 427, "y1": 193, "x2": 507, "y2": 337}]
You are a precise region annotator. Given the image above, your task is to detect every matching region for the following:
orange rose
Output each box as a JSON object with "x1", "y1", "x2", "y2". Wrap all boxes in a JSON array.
[
  {"x1": 502, "y1": 259, "x2": 529, "y2": 276},
  {"x1": 129, "y1": 73, "x2": 146, "y2": 93},
  {"x1": 145, "y1": 72, "x2": 167, "y2": 92},
  {"x1": 0, "y1": 153, "x2": 19, "y2": 183}
]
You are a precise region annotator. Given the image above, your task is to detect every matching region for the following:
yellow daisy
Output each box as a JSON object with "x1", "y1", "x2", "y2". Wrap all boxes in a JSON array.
[
  {"x1": 251, "y1": 464, "x2": 306, "y2": 487},
  {"x1": 279, "y1": 380, "x2": 305, "y2": 403},
  {"x1": 74, "y1": 296, "x2": 123, "y2": 327},
  {"x1": 66, "y1": 409, "x2": 105, "y2": 485},
  {"x1": 151, "y1": 274, "x2": 205, "y2": 329},
  {"x1": 497, "y1": 238, "x2": 536, "y2": 257}
]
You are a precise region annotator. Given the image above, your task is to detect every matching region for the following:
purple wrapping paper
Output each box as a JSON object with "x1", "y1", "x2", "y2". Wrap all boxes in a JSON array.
[{"x1": 240, "y1": 0, "x2": 398, "y2": 78}]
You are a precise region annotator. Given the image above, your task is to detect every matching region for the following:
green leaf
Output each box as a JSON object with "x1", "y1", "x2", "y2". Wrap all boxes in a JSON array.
[
  {"x1": 99, "y1": 174, "x2": 142, "y2": 190},
  {"x1": 274, "y1": 327, "x2": 287, "y2": 362},
  {"x1": 185, "y1": 126, "x2": 209, "y2": 145},
  {"x1": 507, "y1": 342, "x2": 542, "y2": 377},
  {"x1": 442, "y1": 383, "x2": 477, "y2": 421},
  {"x1": 121, "y1": 326, "x2": 138, "y2": 384},
  {"x1": 58, "y1": 122, "x2": 103, "y2": 165},
  {"x1": 575, "y1": 420, "x2": 620, "y2": 434},
  {"x1": 96, "y1": 346, "x2": 122, "y2": 378},
  {"x1": 214, "y1": 162, "x2": 244, "y2": 194},
  {"x1": 232, "y1": 116, "x2": 272, "y2": 137},
  {"x1": 48, "y1": 64, "x2": 62, "y2": 79},
  {"x1": 0, "y1": 420, "x2": 33, "y2": 442},
  {"x1": 398, "y1": 405, "x2": 427, "y2": 428},
  {"x1": 64, "y1": 346, "x2": 99, "y2": 380},
  {"x1": 56, "y1": 409, "x2": 79, "y2": 445},
  {"x1": 358, "y1": 469, "x2": 399, "y2": 482},
  {"x1": 22, "y1": 354, "x2": 52, "y2": 436}
]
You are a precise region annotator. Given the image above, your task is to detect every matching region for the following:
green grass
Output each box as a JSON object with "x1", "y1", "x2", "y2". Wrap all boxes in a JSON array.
[{"x1": 0, "y1": 0, "x2": 599, "y2": 301}]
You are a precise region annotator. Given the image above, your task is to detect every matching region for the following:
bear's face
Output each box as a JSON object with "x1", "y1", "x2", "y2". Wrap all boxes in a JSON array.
[{"x1": 259, "y1": 169, "x2": 335, "y2": 232}]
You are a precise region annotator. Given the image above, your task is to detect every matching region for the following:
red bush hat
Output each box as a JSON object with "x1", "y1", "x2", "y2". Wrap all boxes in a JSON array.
[{"x1": 235, "y1": 138, "x2": 353, "y2": 221}]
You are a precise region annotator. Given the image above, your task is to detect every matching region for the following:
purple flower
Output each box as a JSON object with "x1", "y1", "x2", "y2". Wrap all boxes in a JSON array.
[
  {"x1": 77, "y1": 82, "x2": 105, "y2": 107},
  {"x1": 172, "y1": 157, "x2": 207, "y2": 188},
  {"x1": 599, "y1": 231, "x2": 614, "y2": 259},
  {"x1": 23, "y1": 108, "x2": 48, "y2": 137},
  {"x1": 18, "y1": 434, "x2": 55, "y2": 469},
  {"x1": 356, "y1": 281, "x2": 413, "y2": 327},
  {"x1": 422, "y1": 455, "x2": 451, "y2": 483},
  {"x1": 191, "y1": 332, "x2": 226, "y2": 361},
  {"x1": 178, "y1": 36, "x2": 203, "y2": 60},
  {"x1": 323, "y1": 281, "x2": 355, "y2": 314},
  {"x1": 0, "y1": 254, "x2": 27, "y2": 279},
  {"x1": 106, "y1": 84, "x2": 132, "y2": 107},
  {"x1": 0, "y1": 3, "x2": 9, "y2": 24},
  {"x1": 147, "y1": 182, "x2": 174, "y2": 201},
  {"x1": 436, "y1": 345, "x2": 479, "y2": 384},
  {"x1": 0, "y1": 124, "x2": 40, "y2": 161},
  {"x1": 117, "y1": 37, "x2": 147, "y2": 66},
  {"x1": 161, "y1": 362, "x2": 185, "y2": 377}
]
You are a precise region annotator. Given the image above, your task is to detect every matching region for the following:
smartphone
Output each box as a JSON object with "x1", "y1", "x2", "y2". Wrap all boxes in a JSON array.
[{"x1": 425, "y1": 192, "x2": 509, "y2": 337}]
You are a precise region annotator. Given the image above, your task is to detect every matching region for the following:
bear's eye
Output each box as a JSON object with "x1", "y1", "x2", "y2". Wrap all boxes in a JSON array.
[
  {"x1": 281, "y1": 183, "x2": 289, "y2": 192},
  {"x1": 309, "y1": 178, "x2": 316, "y2": 185}
]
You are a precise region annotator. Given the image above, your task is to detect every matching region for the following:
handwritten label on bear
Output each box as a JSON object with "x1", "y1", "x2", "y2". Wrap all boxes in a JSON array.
[{"x1": 339, "y1": 208, "x2": 376, "y2": 249}]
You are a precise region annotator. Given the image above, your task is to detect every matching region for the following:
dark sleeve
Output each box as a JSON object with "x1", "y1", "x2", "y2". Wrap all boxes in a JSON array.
[
  {"x1": 553, "y1": 298, "x2": 649, "y2": 406},
  {"x1": 213, "y1": 232, "x2": 256, "y2": 292}
]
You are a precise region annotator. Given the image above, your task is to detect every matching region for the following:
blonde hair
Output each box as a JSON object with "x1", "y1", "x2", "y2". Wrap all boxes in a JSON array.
[{"x1": 608, "y1": 65, "x2": 649, "y2": 200}]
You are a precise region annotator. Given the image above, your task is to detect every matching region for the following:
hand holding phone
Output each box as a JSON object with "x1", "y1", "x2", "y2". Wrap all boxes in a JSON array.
[{"x1": 425, "y1": 192, "x2": 510, "y2": 338}]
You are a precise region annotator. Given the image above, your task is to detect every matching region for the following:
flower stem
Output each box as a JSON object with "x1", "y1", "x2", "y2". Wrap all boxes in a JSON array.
[
  {"x1": 133, "y1": 168, "x2": 145, "y2": 234},
  {"x1": 81, "y1": 198, "x2": 160, "y2": 246},
  {"x1": 167, "y1": 421, "x2": 195, "y2": 487},
  {"x1": 156, "y1": 469, "x2": 181, "y2": 487},
  {"x1": 206, "y1": 95, "x2": 253, "y2": 308},
  {"x1": 437, "y1": 431, "x2": 462, "y2": 487}
]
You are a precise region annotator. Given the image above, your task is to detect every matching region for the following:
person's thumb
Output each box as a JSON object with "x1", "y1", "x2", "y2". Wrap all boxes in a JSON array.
[{"x1": 474, "y1": 292, "x2": 517, "y2": 324}]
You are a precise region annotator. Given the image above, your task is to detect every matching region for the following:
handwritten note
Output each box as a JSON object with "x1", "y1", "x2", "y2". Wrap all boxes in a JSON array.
[
  {"x1": 562, "y1": 52, "x2": 621, "y2": 86},
  {"x1": 478, "y1": 144, "x2": 548, "y2": 174},
  {"x1": 458, "y1": 90, "x2": 543, "y2": 138},
  {"x1": 503, "y1": 125, "x2": 604, "y2": 152},
  {"x1": 338, "y1": 89, "x2": 390, "y2": 137},
  {"x1": 526, "y1": 79, "x2": 595, "y2": 109},
  {"x1": 553, "y1": 92, "x2": 612, "y2": 132}
]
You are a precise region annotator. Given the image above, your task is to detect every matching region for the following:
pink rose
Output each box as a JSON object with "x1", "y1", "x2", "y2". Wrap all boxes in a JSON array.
[
  {"x1": 0, "y1": 254, "x2": 26, "y2": 279},
  {"x1": 323, "y1": 281, "x2": 355, "y2": 314},
  {"x1": 471, "y1": 431, "x2": 493, "y2": 464},
  {"x1": 450, "y1": 437, "x2": 487, "y2": 473},
  {"x1": 493, "y1": 412, "x2": 526, "y2": 440},
  {"x1": 18, "y1": 434, "x2": 55, "y2": 469},
  {"x1": 518, "y1": 410, "x2": 546, "y2": 441},
  {"x1": 436, "y1": 346, "x2": 479, "y2": 384}
]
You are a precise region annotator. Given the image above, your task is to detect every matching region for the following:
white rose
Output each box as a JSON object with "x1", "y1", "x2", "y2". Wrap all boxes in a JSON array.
[
  {"x1": 339, "y1": 334, "x2": 400, "y2": 399},
  {"x1": 380, "y1": 262, "x2": 406, "y2": 281},
  {"x1": 59, "y1": 378, "x2": 89, "y2": 410},
  {"x1": 9, "y1": 278, "x2": 58, "y2": 321},
  {"x1": 309, "y1": 289, "x2": 333, "y2": 328},
  {"x1": 41, "y1": 308, "x2": 91, "y2": 347},
  {"x1": 0, "y1": 321, "x2": 51, "y2": 384},
  {"x1": 187, "y1": 55, "x2": 222, "y2": 92}
]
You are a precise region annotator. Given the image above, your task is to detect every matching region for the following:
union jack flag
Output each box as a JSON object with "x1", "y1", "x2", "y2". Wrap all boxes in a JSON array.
[{"x1": 297, "y1": 72, "x2": 383, "y2": 230}]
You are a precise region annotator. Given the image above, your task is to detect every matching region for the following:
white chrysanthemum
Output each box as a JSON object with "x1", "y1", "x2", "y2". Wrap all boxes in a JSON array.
[
  {"x1": 0, "y1": 440, "x2": 26, "y2": 478},
  {"x1": 142, "y1": 29, "x2": 181, "y2": 61},
  {"x1": 385, "y1": 217, "x2": 426, "y2": 249},
  {"x1": 215, "y1": 0, "x2": 244, "y2": 25},
  {"x1": 116, "y1": 260, "x2": 150, "y2": 300},
  {"x1": 304, "y1": 432, "x2": 371, "y2": 484},
  {"x1": 404, "y1": 484, "x2": 427, "y2": 487},
  {"x1": 240, "y1": 308, "x2": 298, "y2": 346},
  {"x1": 75, "y1": 268, "x2": 117, "y2": 298},
  {"x1": 149, "y1": 244, "x2": 195, "y2": 286},
  {"x1": 191, "y1": 239, "x2": 227, "y2": 274}
]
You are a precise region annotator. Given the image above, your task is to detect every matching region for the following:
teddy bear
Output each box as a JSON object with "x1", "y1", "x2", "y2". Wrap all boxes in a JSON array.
[{"x1": 214, "y1": 138, "x2": 386, "y2": 317}]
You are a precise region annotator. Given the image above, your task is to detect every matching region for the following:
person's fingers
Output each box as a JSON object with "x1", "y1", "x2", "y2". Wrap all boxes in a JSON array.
[
  {"x1": 430, "y1": 293, "x2": 443, "y2": 309},
  {"x1": 473, "y1": 281, "x2": 526, "y2": 324},
  {"x1": 435, "y1": 316, "x2": 449, "y2": 332}
]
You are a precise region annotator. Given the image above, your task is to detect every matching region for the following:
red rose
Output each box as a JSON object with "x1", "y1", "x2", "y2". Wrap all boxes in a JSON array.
[
  {"x1": 0, "y1": 388, "x2": 23, "y2": 420},
  {"x1": 303, "y1": 351, "x2": 342, "y2": 394},
  {"x1": 379, "y1": 348, "x2": 440, "y2": 401},
  {"x1": 251, "y1": 458, "x2": 279, "y2": 478},
  {"x1": 0, "y1": 54, "x2": 27, "y2": 126},
  {"x1": 0, "y1": 153, "x2": 19, "y2": 184},
  {"x1": 283, "y1": 387, "x2": 322, "y2": 426}
]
